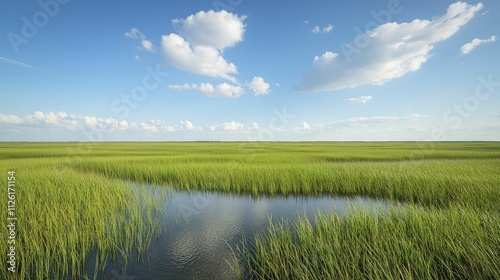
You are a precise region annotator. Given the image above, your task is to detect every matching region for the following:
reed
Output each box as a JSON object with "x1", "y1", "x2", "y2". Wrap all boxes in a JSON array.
[
  {"x1": 64, "y1": 142, "x2": 500, "y2": 210},
  {"x1": 0, "y1": 157, "x2": 165, "y2": 279},
  {"x1": 233, "y1": 206, "x2": 500, "y2": 279},
  {"x1": 0, "y1": 142, "x2": 498, "y2": 279}
]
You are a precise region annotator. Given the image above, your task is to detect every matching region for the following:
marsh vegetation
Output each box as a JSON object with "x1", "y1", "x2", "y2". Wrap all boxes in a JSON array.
[{"x1": 0, "y1": 142, "x2": 498, "y2": 279}]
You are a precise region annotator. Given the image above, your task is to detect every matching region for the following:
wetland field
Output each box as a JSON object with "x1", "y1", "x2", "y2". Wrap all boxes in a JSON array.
[{"x1": 0, "y1": 142, "x2": 499, "y2": 279}]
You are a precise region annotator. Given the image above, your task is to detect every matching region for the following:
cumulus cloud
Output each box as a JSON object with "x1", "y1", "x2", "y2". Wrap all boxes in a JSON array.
[
  {"x1": 346, "y1": 96, "x2": 373, "y2": 103},
  {"x1": 460, "y1": 35, "x2": 496, "y2": 54},
  {"x1": 301, "y1": 122, "x2": 311, "y2": 130},
  {"x1": 1, "y1": 112, "x2": 287, "y2": 139},
  {"x1": 172, "y1": 10, "x2": 246, "y2": 51},
  {"x1": 82, "y1": 116, "x2": 129, "y2": 131},
  {"x1": 126, "y1": 11, "x2": 265, "y2": 91},
  {"x1": 199, "y1": 83, "x2": 244, "y2": 98},
  {"x1": 0, "y1": 111, "x2": 127, "y2": 131},
  {"x1": 125, "y1": 27, "x2": 156, "y2": 52},
  {"x1": 0, "y1": 113, "x2": 24, "y2": 124},
  {"x1": 33, "y1": 111, "x2": 71, "y2": 126},
  {"x1": 312, "y1": 24, "x2": 334, "y2": 34},
  {"x1": 296, "y1": 2, "x2": 483, "y2": 92},
  {"x1": 246, "y1": 77, "x2": 270, "y2": 95},
  {"x1": 291, "y1": 121, "x2": 323, "y2": 133},
  {"x1": 223, "y1": 121, "x2": 244, "y2": 131},
  {"x1": 161, "y1": 33, "x2": 238, "y2": 82},
  {"x1": 169, "y1": 82, "x2": 244, "y2": 98},
  {"x1": 175, "y1": 120, "x2": 203, "y2": 132},
  {"x1": 170, "y1": 77, "x2": 270, "y2": 97},
  {"x1": 136, "y1": 122, "x2": 158, "y2": 133},
  {"x1": 207, "y1": 121, "x2": 246, "y2": 132},
  {"x1": 161, "y1": 10, "x2": 247, "y2": 82}
]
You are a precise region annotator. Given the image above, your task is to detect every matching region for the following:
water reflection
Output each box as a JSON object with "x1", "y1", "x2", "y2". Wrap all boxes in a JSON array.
[{"x1": 100, "y1": 186, "x2": 397, "y2": 280}]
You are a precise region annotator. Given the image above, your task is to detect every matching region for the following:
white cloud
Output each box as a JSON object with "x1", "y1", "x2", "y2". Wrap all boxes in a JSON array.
[
  {"x1": 0, "y1": 113, "x2": 24, "y2": 124},
  {"x1": 1, "y1": 111, "x2": 129, "y2": 132},
  {"x1": 199, "y1": 83, "x2": 244, "y2": 98},
  {"x1": 125, "y1": 27, "x2": 156, "y2": 53},
  {"x1": 83, "y1": 116, "x2": 129, "y2": 131},
  {"x1": 313, "y1": 52, "x2": 338, "y2": 68},
  {"x1": 84, "y1": 116, "x2": 99, "y2": 128},
  {"x1": 296, "y1": 2, "x2": 483, "y2": 92},
  {"x1": 460, "y1": 35, "x2": 496, "y2": 54},
  {"x1": 161, "y1": 33, "x2": 238, "y2": 82},
  {"x1": 346, "y1": 96, "x2": 373, "y2": 103},
  {"x1": 160, "y1": 10, "x2": 247, "y2": 82},
  {"x1": 169, "y1": 82, "x2": 244, "y2": 98},
  {"x1": 181, "y1": 120, "x2": 195, "y2": 130},
  {"x1": 141, "y1": 40, "x2": 155, "y2": 52},
  {"x1": 173, "y1": 10, "x2": 246, "y2": 51},
  {"x1": 311, "y1": 24, "x2": 334, "y2": 34},
  {"x1": 223, "y1": 121, "x2": 244, "y2": 131},
  {"x1": 180, "y1": 120, "x2": 204, "y2": 131},
  {"x1": 124, "y1": 28, "x2": 142, "y2": 39},
  {"x1": 134, "y1": 55, "x2": 142, "y2": 62},
  {"x1": 0, "y1": 112, "x2": 279, "y2": 138},
  {"x1": 291, "y1": 121, "x2": 323, "y2": 133},
  {"x1": 246, "y1": 77, "x2": 270, "y2": 95},
  {"x1": 34, "y1": 111, "x2": 62, "y2": 125},
  {"x1": 136, "y1": 122, "x2": 158, "y2": 133},
  {"x1": 1, "y1": 111, "x2": 81, "y2": 131},
  {"x1": 126, "y1": 11, "x2": 247, "y2": 84},
  {"x1": 323, "y1": 24, "x2": 334, "y2": 33},
  {"x1": 169, "y1": 83, "x2": 199, "y2": 90}
]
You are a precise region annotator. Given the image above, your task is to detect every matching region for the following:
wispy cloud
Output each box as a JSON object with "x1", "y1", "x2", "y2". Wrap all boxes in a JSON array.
[
  {"x1": 334, "y1": 114, "x2": 431, "y2": 125},
  {"x1": 311, "y1": 24, "x2": 334, "y2": 34},
  {"x1": 296, "y1": 2, "x2": 483, "y2": 92},
  {"x1": 460, "y1": 35, "x2": 496, "y2": 54},
  {"x1": 0, "y1": 56, "x2": 41, "y2": 70},
  {"x1": 345, "y1": 96, "x2": 372, "y2": 103},
  {"x1": 125, "y1": 27, "x2": 156, "y2": 52}
]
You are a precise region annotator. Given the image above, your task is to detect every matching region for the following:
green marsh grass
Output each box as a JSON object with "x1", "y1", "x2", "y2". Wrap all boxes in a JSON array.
[
  {"x1": 0, "y1": 142, "x2": 499, "y2": 279},
  {"x1": 64, "y1": 142, "x2": 500, "y2": 210},
  {"x1": 234, "y1": 206, "x2": 500, "y2": 279},
  {"x1": 0, "y1": 156, "x2": 165, "y2": 279}
]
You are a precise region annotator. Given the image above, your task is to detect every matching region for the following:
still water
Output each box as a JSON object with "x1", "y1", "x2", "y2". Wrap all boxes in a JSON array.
[{"x1": 95, "y1": 186, "x2": 395, "y2": 280}]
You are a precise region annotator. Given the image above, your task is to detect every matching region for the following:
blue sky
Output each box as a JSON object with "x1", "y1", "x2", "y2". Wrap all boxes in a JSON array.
[{"x1": 1, "y1": 0, "x2": 499, "y2": 141}]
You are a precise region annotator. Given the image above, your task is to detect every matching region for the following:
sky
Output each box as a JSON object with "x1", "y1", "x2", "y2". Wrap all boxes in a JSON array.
[{"x1": 1, "y1": 0, "x2": 499, "y2": 141}]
